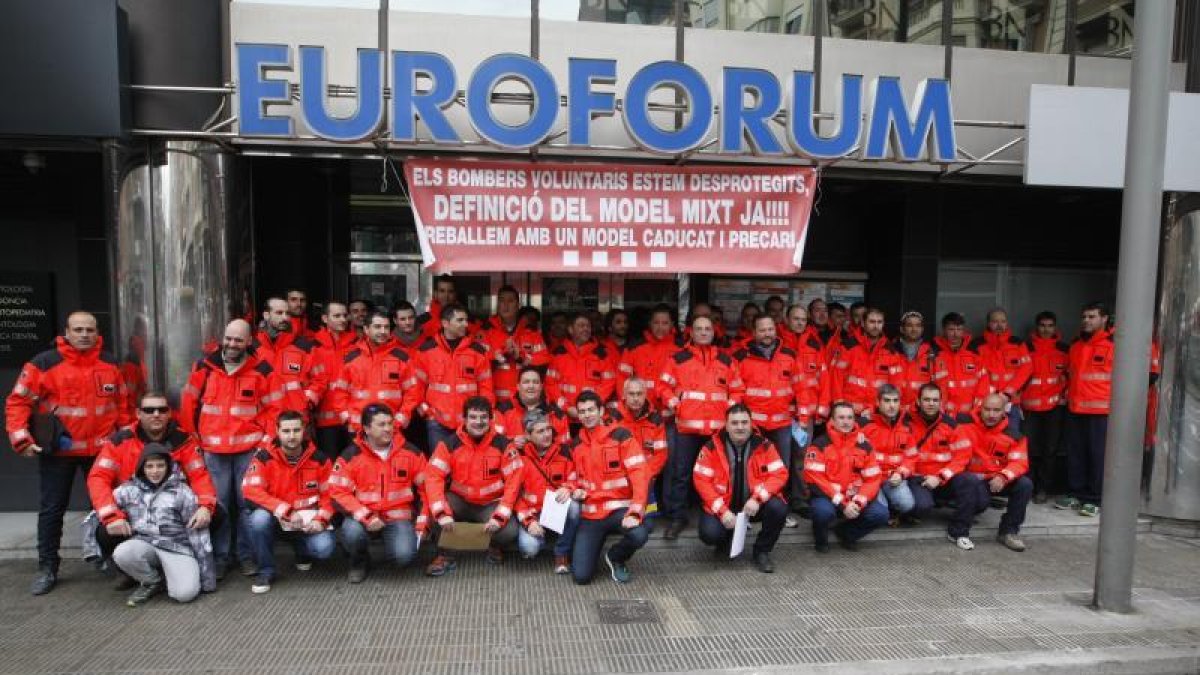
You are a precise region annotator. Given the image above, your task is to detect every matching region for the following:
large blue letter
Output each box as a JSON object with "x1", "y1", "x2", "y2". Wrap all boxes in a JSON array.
[
  {"x1": 237, "y1": 43, "x2": 292, "y2": 137},
  {"x1": 467, "y1": 54, "x2": 558, "y2": 149},
  {"x1": 624, "y1": 61, "x2": 712, "y2": 154},
  {"x1": 787, "y1": 71, "x2": 862, "y2": 160},
  {"x1": 392, "y1": 51, "x2": 459, "y2": 143},
  {"x1": 299, "y1": 47, "x2": 383, "y2": 142},
  {"x1": 863, "y1": 77, "x2": 956, "y2": 162},
  {"x1": 567, "y1": 58, "x2": 617, "y2": 147},
  {"x1": 720, "y1": 67, "x2": 783, "y2": 155}
]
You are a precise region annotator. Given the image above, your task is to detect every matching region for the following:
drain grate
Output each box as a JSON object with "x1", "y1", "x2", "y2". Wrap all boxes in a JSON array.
[{"x1": 597, "y1": 599, "x2": 660, "y2": 624}]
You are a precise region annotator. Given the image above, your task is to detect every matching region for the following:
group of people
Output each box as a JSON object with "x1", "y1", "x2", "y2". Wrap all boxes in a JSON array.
[{"x1": 5, "y1": 275, "x2": 1144, "y2": 607}]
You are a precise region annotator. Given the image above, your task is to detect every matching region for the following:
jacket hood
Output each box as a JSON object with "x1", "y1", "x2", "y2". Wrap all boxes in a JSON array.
[{"x1": 135, "y1": 442, "x2": 174, "y2": 485}]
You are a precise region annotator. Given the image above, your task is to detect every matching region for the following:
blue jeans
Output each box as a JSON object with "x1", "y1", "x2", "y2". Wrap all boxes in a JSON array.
[
  {"x1": 517, "y1": 500, "x2": 582, "y2": 558},
  {"x1": 571, "y1": 508, "x2": 651, "y2": 585},
  {"x1": 763, "y1": 426, "x2": 794, "y2": 499},
  {"x1": 339, "y1": 518, "x2": 418, "y2": 568},
  {"x1": 665, "y1": 431, "x2": 707, "y2": 522},
  {"x1": 808, "y1": 495, "x2": 889, "y2": 546},
  {"x1": 875, "y1": 480, "x2": 916, "y2": 515},
  {"x1": 974, "y1": 475, "x2": 1034, "y2": 535},
  {"x1": 204, "y1": 451, "x2": 255, "y2": 566},
  {"x1": 246, "y1": 508, "x2": 336, "y2": 578}
]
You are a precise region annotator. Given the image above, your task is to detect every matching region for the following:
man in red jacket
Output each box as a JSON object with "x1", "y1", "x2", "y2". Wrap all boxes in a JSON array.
[
  {"x1": 931, "y1": 312, "x2": 991, "y2": 416},
  {"x1": 905, "y1": 383, "x2": 983, "y2": 550},
  {"x1": 693, "y1": 404, "x2": 789, "y2": 572},
  {"x1": 618, "y1": 304, "x2": 682, "y2": 410},
  {"x1": 332, "y1": 310, "x2": 422, "y2": 438},
  {"x1": 179, "y1": 318, "x2": 281, "y2": 579},
  {"x1": 311, "y1": 301, "x2": 358, "y2": 458},
  {"x1": 416, "y1": 274, "x2": 457, "y2": 340},
  {"x1": 829, "y1": 308, "x2": 904, "y2": 417},
  {"x1": 413, "y1": 303, "x2": 494, "y2": 453},
  {"x1": 513, "y1": 409, "x2": 579, "y2": 574},
  {"x1": 423, "y1": 397, "x2": 522, "y2": 576},
  {"x1": 88, "y1": 392, "x2": 217, "y2": 574},
  {"x1": 545, "y1": 313, "x2": 619, "y2": 419},
  {"x1": 1059, "y1": 302, "x2": 1115, "y2": 516},
  {"x1": 861, "y1": 384, "x2": 917, "y2": 517},
  {"x1": 494, "y1": 366, "x2": 571, "y2": 447},
  {"x1": 1023, "y1": 311, "x2": 1069, "y2": 503},
  {"x1": 253, "y1": 297, "x2": 323, "y2": 425},
  {"x1": 480, "y1": 285, "x2": 550, "y2": 402},
  {"x1": 286, "y1": 289, "x2": 315, "y2": 339},
  {"x1": 892, "y1": 311, "x2": 935, "y2": 408},
  {"x1": 979, "y1": 307, "x2": 1033, "y2": 434},
  {"x1": 962, "y1": 394, "x2": 1033, "y2": 552},
  {"x1": 7, "y1": 311, "x2": 132, "y2": 594},
  {"x1": 242, "y1": 411, "x2": 337, "y2": 593},
  {"x1": 570, "y1": 391, "x2": 651, "y2": 585},
  {"x1": 802, "y1": 402, "x2": 888, "y2": 552},
  {"x1": 329, "y1": 403, "x2": 429, "y2": 583}
]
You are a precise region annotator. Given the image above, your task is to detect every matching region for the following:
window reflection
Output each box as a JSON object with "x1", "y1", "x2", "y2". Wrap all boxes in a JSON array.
[
  {"x1": 824, "y1": 0, "x2": 1070, "y2": 53},
  {"x1": 684, "y1": 0, "x2": 816, "y2": 34},
  {"x1": 1076, "y1": 0, "x2": 1135, "y2": 56},
  {"x1": 574, "y1": 0, "x2": 676, "y2": 25}
]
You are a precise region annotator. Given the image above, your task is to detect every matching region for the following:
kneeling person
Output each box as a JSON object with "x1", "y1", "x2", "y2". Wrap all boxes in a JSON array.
[
  {"x1": 242, "y1": 411, "x2": 337, "y2": 593},
  {"x1": 329, "y1": 404, "x2": 429, "y2": 583},
  {"x1": 693, "y1": 404, "x2": 789, "y2": 573},
  {"x1": 963, "y1": 394, "x2": 1034, "y2": 552},
  {"x1": 861, "y1": 385, "x2": 918, "y2": 517},
  {"x1": 515, "y1": 410, "x2": 581, "y2": 574},
  {"x1": 423, "y1": 397, "x2": 523, "y2": 576},
  {"x1": 110, "y1": 443, "x2": 216, "y2": 606},
  {"x1": 570, "y1": 392, "x2": 652, "y2": 585},
  {"x1": 803, "y1": 402, "x2": 888, "y2": 552}
]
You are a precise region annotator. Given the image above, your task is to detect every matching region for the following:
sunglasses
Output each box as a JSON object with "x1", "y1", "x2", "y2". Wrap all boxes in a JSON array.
[{"x1": 140, "y1": 406, "x2": 171, "y2": 415}]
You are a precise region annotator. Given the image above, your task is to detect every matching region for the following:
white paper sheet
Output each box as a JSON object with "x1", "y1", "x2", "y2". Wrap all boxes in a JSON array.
[
  {"x1": 730, "y1": 511, "x2": 749, "y2": 558},
  {"x1": 539, "y1": 490, "x2": 570, "y2": 534}
]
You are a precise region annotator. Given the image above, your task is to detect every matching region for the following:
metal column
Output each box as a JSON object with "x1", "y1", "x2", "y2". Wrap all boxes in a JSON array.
[{"x1": 1093, "y1": 0, "x2": 1176, "y2": 613}]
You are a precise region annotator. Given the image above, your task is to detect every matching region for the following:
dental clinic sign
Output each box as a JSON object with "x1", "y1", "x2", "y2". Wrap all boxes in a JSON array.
[{"x1": 236, "y1": 45, "x2": 957, "y2": 162}]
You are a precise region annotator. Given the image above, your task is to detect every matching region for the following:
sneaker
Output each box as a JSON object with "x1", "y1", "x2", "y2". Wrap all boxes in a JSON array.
[
  {"x1": 112, "y1": 572, "x2": 138, "y2": 591},
  {"x1": 125, "y1": 581, "x2": 164, "y2": 607},
  {"x1": 1079, "y1": 503, "x2": 1099, "y2": 517},
  {"x1": 997, "y1": 533, "x2": 1027, "y2": 552},
  {"x1": 753, "y1": 551, "x2": 775, "y2": 573},
  {"x1": 250, "y1": 574, "x2": 273, "y2": 594},
  {"x1": 605, "y1": 551, "x2": 631, "y2": 583},
  {"x1": 1054, "y1": 496, "x2": 1081, "y2": 511},
  {"x1": 784, "y1": 515, "x2": 799, "y2": 529},
  {"x1": 347, "y1": 565, "x2": 368, "y2": 584},
  {"x1": 294, "y1": 557, "x2": 313, "y2": 572},
  {"x1": 553, "y1": 555, "x2": 570, "y2": 575},
  {"x1": 948, "y1": 534, "x2": 975, "y2": 551},
  {"x1": 486, "y1": 546, "x2": 504, "y2": 566},
  {"x1": 239, "y1": 559, "x2": 259, "y2": 577},
  {"x1": 425, "y1": 553, "x2": 457, "y2": 577},
  {"x1": 30, "y1": 567, "x2": 57, "y2": 596}
]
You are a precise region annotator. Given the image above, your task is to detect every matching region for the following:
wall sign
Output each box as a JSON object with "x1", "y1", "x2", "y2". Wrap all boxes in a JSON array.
[{"x1": 0, "y1": 273, "x2": 56, "y2": 368}]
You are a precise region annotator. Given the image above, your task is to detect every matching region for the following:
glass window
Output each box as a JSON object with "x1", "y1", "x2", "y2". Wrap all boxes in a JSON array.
[
  {"x1": 825, "y1": 0, "x2": 904, "y2": 41},
  {"x1": 945, "y1": 1, "x2": 1070, "y2": 53},
  {"x1": 1075, "y1": 0, "x2": 1135, "y2": 57},
  {"x1": 545, "y1": 0, "x2": 676, "y2": 25},
  {"x1": 682, "y1": 0, "x2": 816, "y2": 34}
]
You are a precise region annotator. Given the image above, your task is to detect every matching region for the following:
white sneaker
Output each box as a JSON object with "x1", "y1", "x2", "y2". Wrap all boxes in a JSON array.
[
  {"x1": 947, "y1": 534, "x2": 975, "y2": 550},
  {"x1": 294, "y1": 561, "x2": 313, "y2": 572},
  {"x1": 784, "y1": 515, "x2": 799, "y2": 528}
]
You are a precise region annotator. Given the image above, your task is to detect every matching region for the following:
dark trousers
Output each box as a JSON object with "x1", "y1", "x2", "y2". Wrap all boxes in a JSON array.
[
  {"x1": 315, "y1": 425, "x2": 350, "y2": 459},
  {"x1": 909, "y1": 473, "x2": 983, "y2": 538},
  {"x1": 404, "y1": 415, "x2": 430, "y2": 455},
  {"x1": 974, "y1": 476, "x2": 1034, "y2": 536},
  {"x1": 664, "y1": 431, "x2": 707, "y2": 523},
  {"x1": 1065, "y1": 412, "x2": 1108, "y2": 504},
  {"x1": 426, "y1": 420, "x2": 457, "y2": 456},
  {"x1": 38, "y1": 454, "x2": 93, "y2": 571},
  {"x1": 762, "y1": 426, "x2": 794, "y2": 501},
  {"x1": 808, "y1": 494, "x2": 889, "y2": 546},
  {"x1": 698, "y1": 496, "x2": 787, "y2": 555},
  {"x1": 571, "y1": 507, "x2": 651, "y2": 585},
  {"x1": 1024, "y1": 408, "x2": 1064, "y2": 494}
]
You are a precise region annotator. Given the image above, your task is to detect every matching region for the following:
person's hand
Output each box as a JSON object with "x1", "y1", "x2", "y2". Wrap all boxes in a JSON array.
[
  {"x1": 571, "y1": 489, "x2": 587, "y2": 501},
  {"x1": 743, "y1": 498, "x2": 760, "y2": 517},
  {"x1": 187, "y1": 506, "x2": 212, "y2": 529},
  {"x1": 288, "y1": 511, "x2": 306, "y2": 530},
  {"x1": 512, "y1": 435, "x2": 528, "y2": 447},
  {"x1": 554, "y1": 487, "x2": 571, "y2": 503},
  {"x1": 106, "y1": 519, "x2": 133, "y2": 537},
  {"x1": 843, "y1": 502, "x2": 861, "y2": 519},
  {"x1": 303, "y1": 520, "x2": 325, "y2": 535},
  {"x1": 889, "y1": 472, "x2": 903, "y2": 487},
  {"x1": 989, "y1": 476, "x2": 1006, "y2": 493},
  {"x1": 483, "y1": 520, "x2": 500, "y2": 534},
  {"x1": 620, "y1": 515, "x2": 639, "y2": 530},
  {"x1": 526, "y1": 522, "x2": 545, "y2": 538},
  {"x1": 720, "y1": 511, "x2": 737, "y2": 529},
  {"x1": 366, "y1": 516, "x2": 385, "y2": 532},
  {"x1": 19, "y1": 443, "x2": 41, "y2": 457},
  {"x1": 439, "y1": 518, "x2": 455, "y2": 533},
  {"x1": 922, "y1": 476, "x2": 942, "y2": 490}
]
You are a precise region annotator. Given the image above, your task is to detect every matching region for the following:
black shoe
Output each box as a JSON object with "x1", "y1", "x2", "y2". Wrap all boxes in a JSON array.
[
  {"x1": 239, "y1": 559, "x2": 259, "y2": 577},
  {"x1": 348, "y1": 564, "x2": 368, "y2": 584},
  {"x1": 814, "y1": 541, "x2": 830, "y2": 554},
  {"x1": 753, "y1": 552, "x2": 775, "y2": 573},
  {"x1": 215, "y1": 560, "x2": 231, "y2": 581},
  {"x1": 126, "y1": 581, "x2": 164, "y2": 607},
  {"x1": 663, "y1": 520, "x2": 686, "y2": 541},
  {"x1": 113, "y1": 572, "x2": 138, "y2": 591},
  {"x1": 30, "y1": 567, "x2": 57, "y2": 596}
]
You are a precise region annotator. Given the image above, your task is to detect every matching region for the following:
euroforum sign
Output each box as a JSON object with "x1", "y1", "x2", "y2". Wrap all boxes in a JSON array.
[{"x1": 236, "y1": 44, "x2": 957, "y2": 163}]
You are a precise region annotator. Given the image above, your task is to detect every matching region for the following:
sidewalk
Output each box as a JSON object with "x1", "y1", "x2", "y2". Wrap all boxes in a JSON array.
[{"x1": 0, "y1": 506, "x2": 1197, "y2": 674}]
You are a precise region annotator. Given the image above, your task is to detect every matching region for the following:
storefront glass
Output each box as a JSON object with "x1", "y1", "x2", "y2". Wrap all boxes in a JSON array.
[
  {"x1": 683, "y1": 0, "x2": 816, "y2": 34},
  {"x1": 1075, "y1": 0, "x2": 1135, "y2": 57}
]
